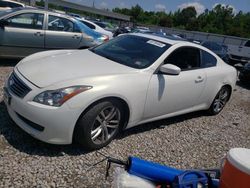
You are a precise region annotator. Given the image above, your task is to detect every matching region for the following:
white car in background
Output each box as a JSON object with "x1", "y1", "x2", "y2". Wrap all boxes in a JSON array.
[
  {"x1": 79, "y1": 18, "x2": 113, "y2": 39},
  {"x1": 0, "y1": 0, "x2": 25, "y2": 11},
  {"x1": 228, "y1": 40, "x2": 250, "y2": 64},
  {"x1": 4, "y1": 33, "x2": 237, "y2": 150}
]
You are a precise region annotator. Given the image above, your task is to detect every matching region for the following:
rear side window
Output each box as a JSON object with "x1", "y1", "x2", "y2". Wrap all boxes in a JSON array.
[
  {"x1": 6, "y1": 13, "x2": 44, "y2": 29},
  {"x1": 165, "y1": 47, "x2": 200, "y2": 70},
  {"x1": 48, "y1": 15, "x2": 75, "y2": 32},
  {"x1": 81, "y1": 20, "x2": 95, "y2": 29},
  {"x1": 201, "y1": 50, "x2": 217, "y2": 68}
]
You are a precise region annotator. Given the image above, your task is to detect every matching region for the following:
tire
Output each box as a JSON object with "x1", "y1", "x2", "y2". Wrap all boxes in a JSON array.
[
  {"x1": 208, "y1": 86, "x2": 231, "y2": 115},
  {"x1": 74, "y1": 99, "x2": 124, "y2": 150}
]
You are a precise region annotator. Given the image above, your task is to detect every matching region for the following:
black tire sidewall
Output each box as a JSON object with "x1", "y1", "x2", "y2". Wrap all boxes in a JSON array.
[
  {"x1": 74, "y1": 99, "x2": 124, "y2": 150},
  {"x1": 208, "y1": 86, "x2": 230, "y2": 115}
]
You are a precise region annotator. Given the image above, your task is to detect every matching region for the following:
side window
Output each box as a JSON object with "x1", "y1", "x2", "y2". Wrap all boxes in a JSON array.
[
  {"x1": 245, "y1": 40, "x2": 250, "y2": 47},
  {"x1": 164, "y1": 47, "x2": 200, "y2": 70},
  {"x1": 48, "y1": 15, "x2": 74, "y2": 32},
  {"x1": 82, "y1": 21, "x2": 95, "y2": 29},
  {"x1": 201, "y1": 50, "x2": 217, "y2": 68},
  {"x1": 6, "y1": 13, "x2": 44, "y2": 29}
]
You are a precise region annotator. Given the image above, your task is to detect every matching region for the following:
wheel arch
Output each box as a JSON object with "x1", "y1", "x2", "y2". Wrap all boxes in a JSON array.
[{"x1": 73, "y1": 96, "x2": 130, "y2": 141}]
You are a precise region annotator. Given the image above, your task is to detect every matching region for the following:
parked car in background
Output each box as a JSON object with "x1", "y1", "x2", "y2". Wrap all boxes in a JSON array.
[
  {"x1": 67, "y1": 12, "x2": 81, "y2": 18},
  {"x1": 0, "y1": 8, "x2": 104, "y2": 58},
  {"x1": 93, "y1": 21, "x2": 116, "y2": 32},
  {"x1": 0, "y1": 0, "x2": 24, "y2": 11},
  {"x1": 113, "y1": 26, "x2": 129, "y2": 37},
  {"x1": 75, "y1": 18, "x2": 109, "y2": 44},
  {"x1": 4, "y1": 33, "x2": 237, "y2": 150},
  {"x1": 201, "y1": 41, "x2": 229, "y2": 63},
  {"x1": 228, "y1": 40, "x2": 250, "y2": 65},
  {"x1": 238, "y1": 62, "x2": 250, "y2": 83},
  {"x1": 79, "y1": 18, "x2": 113, "y2": 39}
]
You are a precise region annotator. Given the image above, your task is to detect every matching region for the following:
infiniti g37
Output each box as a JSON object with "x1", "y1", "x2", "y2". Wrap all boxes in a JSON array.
[{"x1": 4, "y1": 33, "x2": 237, "y2": 150}]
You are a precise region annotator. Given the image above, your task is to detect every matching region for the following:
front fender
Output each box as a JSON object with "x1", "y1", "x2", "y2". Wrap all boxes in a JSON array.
[{"x1": 65, "y1": 73, "x2": 151, "y2": 125}]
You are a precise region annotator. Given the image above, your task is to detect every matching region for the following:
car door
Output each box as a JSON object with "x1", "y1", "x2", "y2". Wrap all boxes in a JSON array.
[
  {"x1": 45, "y1": 15, "x2": 82, "y2": 49},
  {"x1": 0, "y1": 12, "x2": 45, "y2": 57},
  {"x1": 143, "y1": 47, "x2": 207, "y2": 119}
]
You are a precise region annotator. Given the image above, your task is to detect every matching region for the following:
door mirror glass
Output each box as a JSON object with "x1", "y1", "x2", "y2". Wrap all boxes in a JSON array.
[
  {"x1": 159, "y1": 64, "x2": 181, "y2": 75},
  {"x1": 0, "y1": 20, "x2": 8, "y2": 28}
]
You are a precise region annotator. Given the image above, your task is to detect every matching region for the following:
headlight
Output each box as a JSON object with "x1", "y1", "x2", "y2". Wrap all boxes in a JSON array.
[{"x1": 33, "y1": 86, "x2": 92, "y2": 107}]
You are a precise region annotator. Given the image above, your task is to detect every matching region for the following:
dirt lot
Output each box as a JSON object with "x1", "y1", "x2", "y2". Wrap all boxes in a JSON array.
[{"x1": 0, "y1": 60, "x2": 250, "y2": 187}]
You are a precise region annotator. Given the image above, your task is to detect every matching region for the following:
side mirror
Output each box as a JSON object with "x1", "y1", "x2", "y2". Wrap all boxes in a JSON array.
[
  {"x1": 159, "y1": 64, "x2": 181, "y2": 75},
  {"x1": 0, "y1": 20, "x2": 8, "y2": 28}
]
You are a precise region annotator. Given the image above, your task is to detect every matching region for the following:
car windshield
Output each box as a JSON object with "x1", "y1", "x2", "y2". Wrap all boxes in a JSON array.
[
  {"x1": 90, "y1": 35, "x2": 171, "y2": 69},
  {"x1": 76, "y1": 20, "x2": 102, "y2": 39}
]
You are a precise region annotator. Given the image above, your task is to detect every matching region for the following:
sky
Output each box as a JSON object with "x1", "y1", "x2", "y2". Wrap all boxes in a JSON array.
[{"x1": 66, "y1": 0, "x2": 250, "y2": 14}]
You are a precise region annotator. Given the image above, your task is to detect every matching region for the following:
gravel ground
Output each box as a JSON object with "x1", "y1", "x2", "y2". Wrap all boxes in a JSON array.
[{"x1": 0, "y1": 60, "x2": 250, "y2": 187}]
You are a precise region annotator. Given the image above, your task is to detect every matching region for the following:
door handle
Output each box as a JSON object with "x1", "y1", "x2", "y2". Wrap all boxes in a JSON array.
[
  {"x1": 34, "y1": 32, "x2": 44, "y2": 37},
  {"x1": 195, "y1": 76, "x2": 204, "y2": 83},
  {"x1": 72, "y1": 35, "x2": 80, "y2": 39}
]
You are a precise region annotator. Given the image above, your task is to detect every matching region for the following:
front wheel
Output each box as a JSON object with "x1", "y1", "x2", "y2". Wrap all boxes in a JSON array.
[
  {"x1": 208, "y1": 86, "x2": 231, "y2": 115},
  {"x1": 74, "y1": 100, "x2": 124, "y2": 150}
]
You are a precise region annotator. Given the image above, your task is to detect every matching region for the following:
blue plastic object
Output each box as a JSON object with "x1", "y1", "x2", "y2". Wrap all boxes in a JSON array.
[
  {"x1": 127, "y1": 157, "x2": 210, "y2": 186},
  {"x1": 128, "y1": 157, "x2": 183, "y2": 182},
  {"x1": 173, "y1": 171, "x2": 208, "y2": 188}
]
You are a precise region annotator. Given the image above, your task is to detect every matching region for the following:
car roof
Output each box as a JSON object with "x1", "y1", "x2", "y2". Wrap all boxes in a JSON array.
[
  {"x1": 130, "y1": 33, "x2": 189, "y2": 45},
  {"x1": 0, "y1": 7, "x2": 76, "y2": 20}
]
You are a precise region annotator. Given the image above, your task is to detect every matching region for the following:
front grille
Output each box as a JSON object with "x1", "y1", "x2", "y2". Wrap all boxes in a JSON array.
[{"x1": 8, "y1": 72, "x2": 31, "y2": 98}]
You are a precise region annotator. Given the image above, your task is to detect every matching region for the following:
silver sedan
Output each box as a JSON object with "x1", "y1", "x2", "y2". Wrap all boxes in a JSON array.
[{"x1": 0, "y1": 8, "x2": 101, "y2": 58}]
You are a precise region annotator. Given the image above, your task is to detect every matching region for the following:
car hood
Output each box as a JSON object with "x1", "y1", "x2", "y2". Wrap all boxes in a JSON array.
[{"x1": 17, "y1": 50, "x2": 137, "y2": 88}]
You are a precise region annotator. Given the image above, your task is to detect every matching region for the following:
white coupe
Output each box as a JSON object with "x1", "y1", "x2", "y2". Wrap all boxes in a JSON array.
[{"x1": 4, "y1": 33, "x2": 237, "y2": 150}]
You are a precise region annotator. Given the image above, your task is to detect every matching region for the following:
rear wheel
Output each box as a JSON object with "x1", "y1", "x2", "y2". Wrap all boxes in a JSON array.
[
  {"x1": 74, "y1": 100, "x2": 124, "y2": 150},
  {"x1": 208, "y1": 86, "x2": 231, "y2": 115}
]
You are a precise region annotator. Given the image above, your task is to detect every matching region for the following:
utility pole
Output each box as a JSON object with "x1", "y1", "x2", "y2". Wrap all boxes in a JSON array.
[{"x1": 45, "y1": 0, "x2": 48, "y2": 10}]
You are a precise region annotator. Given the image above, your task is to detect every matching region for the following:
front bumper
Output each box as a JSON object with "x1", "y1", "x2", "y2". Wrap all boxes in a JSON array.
[
  {"x1": 229, "y1": 55, "x2": 250, "y2": 64},
  {"x1": 4, "y1": 72, "x2": 82, "y2": 145}
]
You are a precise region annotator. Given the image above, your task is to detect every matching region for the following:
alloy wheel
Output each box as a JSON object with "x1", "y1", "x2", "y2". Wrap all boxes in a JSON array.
[
  {"x1": 91, "y1": 106, "x2": 121, "y2": 144},
  {"x1": 213, "y1": 88, "x2": 229, "y2": 113}
]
